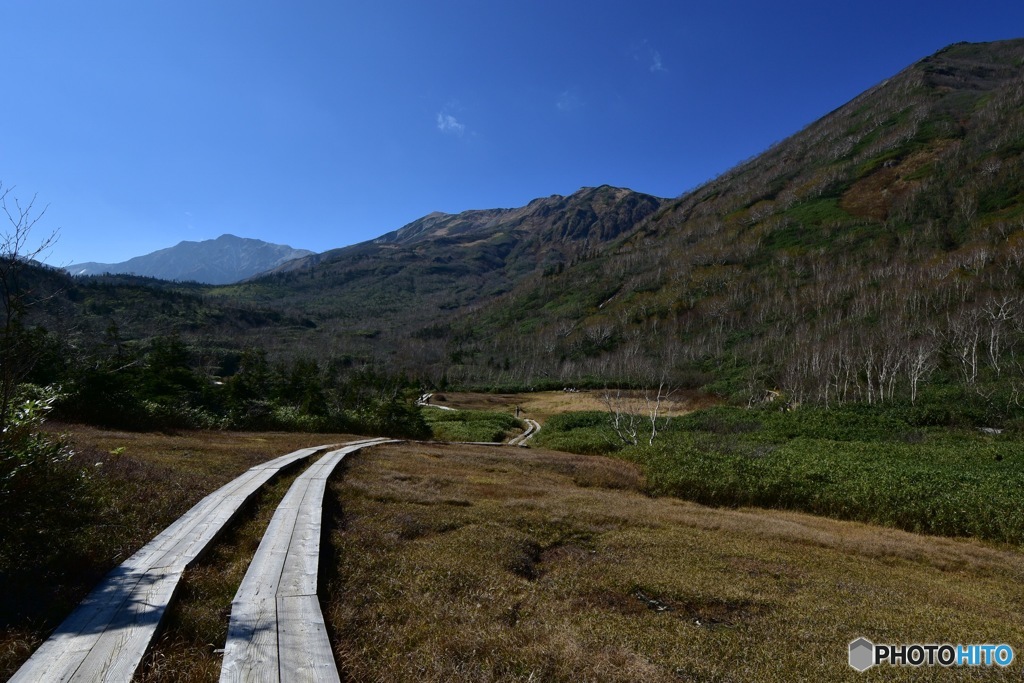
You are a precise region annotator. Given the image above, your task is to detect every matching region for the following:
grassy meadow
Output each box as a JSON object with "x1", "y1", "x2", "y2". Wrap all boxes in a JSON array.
[
  {"x1": 534, "y1": 403, "x2": 1024, "y2": 544},
  {"x1": 3, "y1": 402, "x2": 1024, "y2": 680},
  {"x1": 422, "y1": 407, "x2": 524, "y2": 443},
  {"x1": 326, "y1": 441, "x2": 1024, "y2": 681}
]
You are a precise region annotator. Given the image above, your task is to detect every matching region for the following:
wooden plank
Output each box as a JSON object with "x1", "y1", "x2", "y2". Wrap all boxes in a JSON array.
[
  {"x1": 147, "y1": 470, "x2": 276, "y2": 570},
  {"x1": 253, "y1": 446, "x2": 324, "y2": 472},
  {"x1": 68, "y1": 569, "x2": 182, "y2": 683},
  {"x1": 279, "y1": 496, "x2": 322, "y2": 598},
  {"x1": 120, "y1": 445, "x2": 320, "y2": 573},
  {"x1": 220, "y1": 590, "x2": 280, "y2": 683},
  {"x1": 508, "y1": 418, "x2": 540, "y2": 446},
  {"x1": 277, "y1": 595, "x2": 340, "y2": 683},
  {"x1": 220, "y1": 473, "x2": 319, "y2": 682},
  {"x1": 7, "y1": 567, "x2": 179, "y2": 683},
  {"x1": 4, "y1": 572, "x2": 142, "y2": 682},
  {"x1": 118, "y1": 494, "x2": 224, "y2": 571},
  {"x1": 220, "y1": 438, "x2": 397, "y2": 682},
  {"x1": 10, "y1": 444, "x2": 335, "y2": 683}
]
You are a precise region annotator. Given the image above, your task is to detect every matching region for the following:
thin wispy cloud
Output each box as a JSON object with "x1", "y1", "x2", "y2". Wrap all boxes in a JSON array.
[
  {"x1": 436, "y1": 112, "x2": 465, "y2": 136},
  {"x1": 633, "y1": 40, "x2": 667, "y2": 74},
  {"x1": 556, "y1": 90, "x2": 582, "y2": 113},
  {"x1": 649, "y1": 49, "x2": 666, "y2": 73}
]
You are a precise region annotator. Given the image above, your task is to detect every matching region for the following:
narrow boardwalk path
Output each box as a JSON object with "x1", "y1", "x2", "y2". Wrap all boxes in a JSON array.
[
  {"x1": 507, "y1": 418, "x2": 541, "y2": 447},
  {"x1": 414, "y1": 392, "x2": 455, "y2": 411},
  {"x1": 220, "y1": 438, "x2": 397, "y2": 683},
  {"x1": 9, "y1": 443, "x2": 347, "y2": 683},
  {"x1": 458, "y1": 419, "x2": 542, "y2": 448}
]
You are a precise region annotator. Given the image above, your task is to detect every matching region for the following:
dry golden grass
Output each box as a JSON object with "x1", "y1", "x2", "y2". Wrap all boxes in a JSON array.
[
  {"x1": 325, "y1": 442, "x2": 1024, "y2": 681},
  {"x1": 428, "y1": 390, "x2": 716, "y2": 422},
  {"x1": 9, "y1": 424, "x2": 1024, "y2": 681},
  {"x1": 48, "y1": 423, "x2": 357, "y2": 481}
]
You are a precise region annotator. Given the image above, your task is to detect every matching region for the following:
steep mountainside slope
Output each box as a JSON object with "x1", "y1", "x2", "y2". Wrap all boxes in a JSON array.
[
  {"x1": 441, "y1": 39, "x2": 1024, "y2": 400},
  {"x1": 25, "y1": 39, "x2": 1024, "y2": 412},
  {"x1": 216, "y1": 186, "x2": 664, "y2": 336}
]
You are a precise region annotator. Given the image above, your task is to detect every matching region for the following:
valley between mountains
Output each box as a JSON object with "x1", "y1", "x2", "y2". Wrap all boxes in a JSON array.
[{"x1": 4, "y1": 37, "x2": 1024, "y2": 680}]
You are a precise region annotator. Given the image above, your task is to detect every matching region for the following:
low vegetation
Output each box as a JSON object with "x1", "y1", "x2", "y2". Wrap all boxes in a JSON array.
[
  {"x1": 0, "y1": 389, "x2": 95, "y2": 643},
  {"x1": 6, "y1": 410, "x2": 1024, "y2": 680},
  {"x1": 324, "y1": 441, "x2": 1024, "y2": 681},
  {"x1": 536, "y1": 401, "x2": 1024, "y2": 544},
  {"x1": 422, "y1": 407, "x2": 523, "y2": 442},
  {"x1": 52, "y1": 341, "x2": 430, "y2": 438}
]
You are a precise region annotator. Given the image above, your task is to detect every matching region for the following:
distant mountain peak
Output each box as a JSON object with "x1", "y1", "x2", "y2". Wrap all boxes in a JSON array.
[{"x1": 67, "y1": 234, "x2": 314, "y2": 284}]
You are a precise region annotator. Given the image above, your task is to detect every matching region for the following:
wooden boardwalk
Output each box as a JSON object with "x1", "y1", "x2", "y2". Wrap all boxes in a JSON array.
[
  {"x1": 8, "y1": 440, "x2": 384, "y2": 683},
  {"x1": 220, "y1": 439, "x2": 397, "y2": 682},
  {"x1": 507, "y1": 418, "x2": 541, "y2": 446}
]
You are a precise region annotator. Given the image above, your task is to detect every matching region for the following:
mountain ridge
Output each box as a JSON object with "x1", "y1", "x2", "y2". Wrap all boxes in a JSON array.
[
  {"x1": 23, "y1": 38, "x2": 1024, "y2": 411},
  {"x1": 67, "y1": 234, "x2": 313, "y2": 285},
  {"x1": 239, "y1": 185, "x2": 666, "y2": 336}
]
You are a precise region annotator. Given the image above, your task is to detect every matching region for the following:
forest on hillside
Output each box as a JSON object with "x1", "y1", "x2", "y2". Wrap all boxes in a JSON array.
[
  {"x1": 427, "y1": 40, "x2": 1024, "y2": 426},
  {"x1": 3, "y1": 41, "x2": 1024, "y2": 435}
]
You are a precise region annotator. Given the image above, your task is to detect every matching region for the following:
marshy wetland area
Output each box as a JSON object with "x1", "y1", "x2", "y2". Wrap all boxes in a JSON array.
[{"x1": 5, "y1": 395, "x2": 1024, "y2": 681}]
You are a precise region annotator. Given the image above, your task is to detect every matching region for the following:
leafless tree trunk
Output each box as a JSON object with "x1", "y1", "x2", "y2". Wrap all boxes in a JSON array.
[
  {"x1": 0, "y1": 185, "x2": 59, "y2": 425},
  {"x1": 643, "y1": 381, "x2": 672, "y2": 446},
  {"x1": 983, "y1": 296, "x2": 1016, "y2": 376},
  {"x1": 945, "y1": 310, "x2": 981, "y2": 386},
  {"x1": 602, "y1": 380, "x2": 674, "y2": 447},
  {"x1": 905, "y1": 338, "x2": 937, "y2": 405},
  {"x1": 601, "y1": 388, "x2": 641, "y2": 446}
]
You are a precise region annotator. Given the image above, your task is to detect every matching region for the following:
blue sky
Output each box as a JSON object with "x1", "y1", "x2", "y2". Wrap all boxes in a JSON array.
[{"x1": 2, "y1": 1, "x2": 1023, "y2": 266}]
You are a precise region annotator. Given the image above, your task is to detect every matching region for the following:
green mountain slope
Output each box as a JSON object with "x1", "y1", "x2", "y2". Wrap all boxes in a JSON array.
[
  {"x1": 19, "y1": 38, "x2": 1024, "y2": 420},
  {"x1": 204, "y1": 185, "x2": 664, "y2": 350},
  {"x1": 436, "y1": 39, "x2": 1024, "y2": 404}
]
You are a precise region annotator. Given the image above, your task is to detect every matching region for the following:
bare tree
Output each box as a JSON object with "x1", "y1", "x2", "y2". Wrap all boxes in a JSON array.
[
  {"x1": 983, "y1": 295, "x2": 1016, "y2": 376},
  {"x1": 0, "y1": 184, "x2": 59, "y2": 424},
  {"x1": 602, "y1": 387, "x2": 642, "y2": 446},
  {"x1": 945, "y1": 310, "x2": 981, "y2": 386},
  {"x1": 602, "y1": 379, "x2": 674, "y2": 447},
  {"x1": 642, "y1": 380, "x2": 672, "y2": 445},
  {"x1": 905, "y1": 337, "x2": 938, "y2": 405}
]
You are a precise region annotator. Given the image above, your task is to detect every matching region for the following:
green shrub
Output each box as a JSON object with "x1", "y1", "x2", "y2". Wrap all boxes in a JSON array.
[
  {"x1": 674, "y1": 406, "x2": 764, "y2": 435},
  {"x1": 539, "y1": 403, "x2": 1024, "y2": 543},
  {"x1": 533, "y1": 411, "x2": 620, "y2": 455},
  {"x1": 354, "y1": 399, "x2": 431, "y2": 439},
  {"x1": 625, "y1": 406, "x2": 1024, "y2": 543},
  {"x1": 142, "y1": 400, "x2": 226, "y2": 430},
  {"x1": 424, "y1": 409, "x2": 520, "y2": 443},
  {"x1": 0, "y1": 386, "x2": 96, "y2": 618}
]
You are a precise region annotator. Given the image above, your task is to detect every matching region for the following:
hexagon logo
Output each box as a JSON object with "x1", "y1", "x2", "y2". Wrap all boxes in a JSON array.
[{"x1": 849, "y1": 637, "x2": 875, "y2": 671}]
